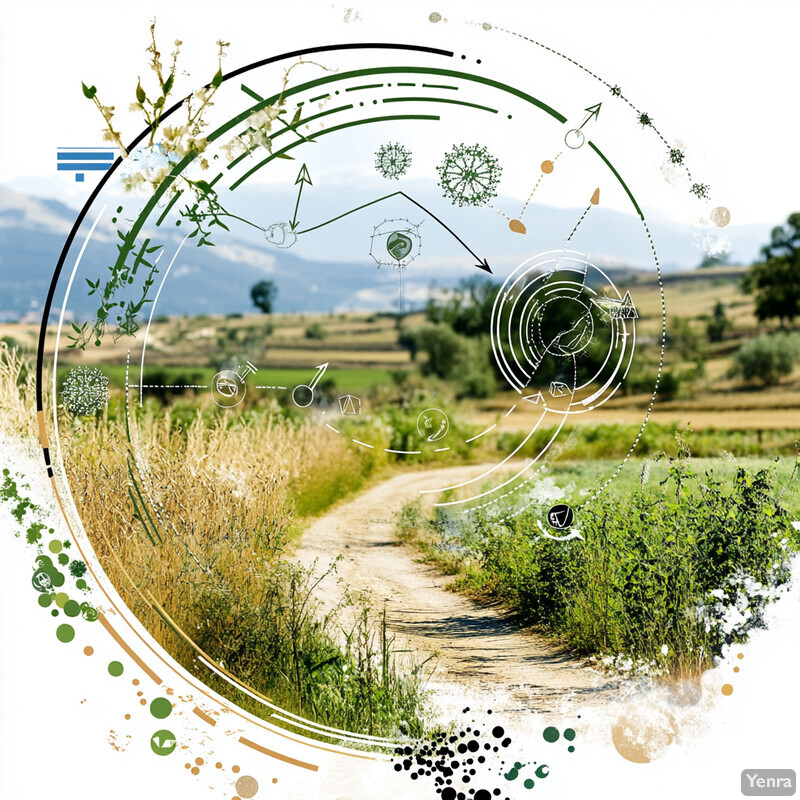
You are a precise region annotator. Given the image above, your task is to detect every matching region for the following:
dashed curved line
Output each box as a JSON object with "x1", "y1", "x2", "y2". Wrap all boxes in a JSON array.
[
  {"x1": 465, "y1": 424, "x2": 496, "y2": 443},
  {"x1": 489, "y1": 24, "x2": 694, "y2": 183},
  {"x1": 421, "y1": 408, "x2": 547, "y2": 496}
]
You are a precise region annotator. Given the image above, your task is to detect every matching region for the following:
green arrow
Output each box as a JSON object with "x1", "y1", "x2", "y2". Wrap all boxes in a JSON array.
[
  {"x1": 579, "y1": 102, "x2": 602, "y2": 130},
  {"x1": 289, "y1": 164, "x2": 312, "y2": 231}
]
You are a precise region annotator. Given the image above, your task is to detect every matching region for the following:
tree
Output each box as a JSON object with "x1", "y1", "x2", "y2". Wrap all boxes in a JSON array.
[
  {"x1": 706, "y1": 301, "x2": 732, "y2": 343},
  {"x1": 732, "y1": 332, "x2": 800, "y2": 386},
  {"x1": 698, "y1": 252, "x2": 730, "y2": 269},
  {"x1": 304, "y1": 322, "x2": 327, "y2": 340},
  {"x1": 425, "y1": 276, "x2": 499, "y2": 338},
  {"x1": 741, "y1": 213, "x2": 800, "y2": 325},
  {"x1": 250, "y1": 280, "x2": 277, "y2": 315},
  {"x1": 414, "y1": 324, "x2": 496, "y2": 398}
]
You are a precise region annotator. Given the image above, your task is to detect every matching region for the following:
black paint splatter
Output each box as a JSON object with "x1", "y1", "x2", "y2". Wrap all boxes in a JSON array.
[{"x1": 392, "y1": 713, "x2": 512, "y2": 800}]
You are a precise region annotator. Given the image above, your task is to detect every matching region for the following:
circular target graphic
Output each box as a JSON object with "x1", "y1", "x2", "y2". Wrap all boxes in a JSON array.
[
  {"x1": 33, "y1": 24, "x2": 687, "y2": 752},
  {"x1": 491, "y1": 251, "x2": 637, "y2": 406}
]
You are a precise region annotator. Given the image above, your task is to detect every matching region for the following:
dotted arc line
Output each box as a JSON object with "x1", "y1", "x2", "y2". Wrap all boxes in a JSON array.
[
  {"x1": 487, "y1": 24, "x2": 694, "y2": 184},
  {"x1": 130, "y1": 384, "x2": 208, "y2": 389}
]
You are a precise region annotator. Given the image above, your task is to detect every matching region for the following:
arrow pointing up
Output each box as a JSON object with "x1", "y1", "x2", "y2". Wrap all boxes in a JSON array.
[
  {"x1": 295, "y1": 163, "x2": 312, "y2": 186},
  {"x1": 290, "y1": 164, "x2": 312, "y2": 230},
  {"x1": 579, "y1": 102, "x2": 602, "y2": 130}
]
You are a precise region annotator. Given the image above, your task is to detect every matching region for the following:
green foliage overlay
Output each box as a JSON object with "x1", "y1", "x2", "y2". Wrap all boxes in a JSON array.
[{"x1": 399, "y1": 452, "x2": 800, "y2": 676}]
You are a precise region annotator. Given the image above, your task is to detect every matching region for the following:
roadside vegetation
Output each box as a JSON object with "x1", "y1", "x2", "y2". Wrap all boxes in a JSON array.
[
  {"x1": 66, "y1": 405, "x2": 438, "y2": 739},
  {"x1": 1, "y1": 343, "x2": 434, "y2": 740},
  {"x1": 397, "y1": 433, "x2": 800, "y2": 679}
]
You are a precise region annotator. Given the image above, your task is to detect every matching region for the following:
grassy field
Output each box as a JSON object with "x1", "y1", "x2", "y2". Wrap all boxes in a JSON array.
[
  {"x1": 67, "y1": 364, "x2": 396, "y2": 395},
  {"x1": 3, "y1": 263, "x2": 794, "y2": 444},
  {"x1": 545, "y1": 455, "x2": 800, "y2": 516}
]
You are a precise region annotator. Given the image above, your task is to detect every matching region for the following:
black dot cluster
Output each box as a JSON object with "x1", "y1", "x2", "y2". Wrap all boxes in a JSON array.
[{"x1": 392, "y1": 708, "x2": 512, "y2": 800}]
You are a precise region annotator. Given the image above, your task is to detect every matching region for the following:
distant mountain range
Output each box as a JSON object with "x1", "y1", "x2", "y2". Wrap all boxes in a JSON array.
[{"x1": 0, "y1": 185, "x2": 770, "y2": 322}]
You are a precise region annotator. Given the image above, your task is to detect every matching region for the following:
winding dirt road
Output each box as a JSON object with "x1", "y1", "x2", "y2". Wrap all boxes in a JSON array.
[{"x1": 294, "y1": 464, "x2": 620, "y2": 721}]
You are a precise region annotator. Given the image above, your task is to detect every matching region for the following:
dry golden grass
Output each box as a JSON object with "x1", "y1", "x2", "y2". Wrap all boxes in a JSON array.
[
  {"x1": 59, "y1": 404, "x2": 427, "y2": 735},
  {"x1": 62, "y1": 405, "x2": 373, "y2": 619},
  {"x1": 0, "y1": 343, "x2": 36, "y2": 438},
  {"x1": 0, "y1": 345, "x2": 431, "y2": 735}
]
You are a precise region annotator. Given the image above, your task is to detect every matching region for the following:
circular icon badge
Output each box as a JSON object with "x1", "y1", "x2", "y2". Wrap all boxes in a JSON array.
[
  {"x1": 564, "y1": 128, "x2": 585, "y2": 149},
  {"x1": 387, "y1": 231, "x2": 413, "y2": 261},
  {"x1": 416, "y1": 408, "x2": 450, "y2": 442},
  {"x1": 150, "y1": 729, "x2": 177, "y2": 756},
  {"x1": 264, "y1": 221, "x2": 298, "y2": 249},
  {"x1": 547, "y1": 504, "x2": 575, "y2": 530},
  {"x1": 211, "y1": 370, "x2": 246, "y2": 408}
]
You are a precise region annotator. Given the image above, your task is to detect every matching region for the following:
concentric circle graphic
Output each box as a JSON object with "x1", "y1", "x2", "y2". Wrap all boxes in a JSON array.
[{"x1": 29, "y1": 16, "x2": 720, "y2": 774}]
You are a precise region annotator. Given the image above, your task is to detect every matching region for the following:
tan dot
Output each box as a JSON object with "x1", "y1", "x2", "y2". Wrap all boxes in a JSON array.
[
  {"x1": 124, "y1": 714, "x2": 131, "y2": 720},
  {"x1": 190, "y1": 766, "x2": 200, "y2": 776},
  {"x1": 139, "y1": 699, "x2": 147, "y2": 705},
  {"x1": 235, "y1": 775, "x2": 259, "y2": 798},
  {"x1": 184, "y1": 763, "x2": 191, "y2": 770},
  {"x1": 541, "y1": 160, "x2": 554, "y2": 174},
  {"x1": 710, "y1": 206, "x2": 731, "y2": 228},
  {"x1": 195, "y1": 757, "x2": 204, "y2": 766},
  {"x1": 232, "y1": 765, "x2": 240, "y2": 774},
  {"x1": 721, "y1": 683, "x2": 734, "y2": 696},
  {"x1": 611, "y1": 708, "x2": 676, "y2": 763},
  {"x1": 733, "y1": 666, "x2": 740, "y2": 673},
  {"x1": 83, "y1": 646, "x2": 94, "y2": 656},
  {"x1": 132, "y1": 679, "x2": 140, "y2": 686},
  {"x1": 215, "y1": 762, "x2": 223, "y2": 769},
  {"x1": 737, "y1": 652, "x2": 744, "y2": 660},
  {"x1": 272, "y1": 778, "x2": 278, "y2": 784},
  {"x1": 136, "y1": 691, "x2": 143, "y2": 697}
]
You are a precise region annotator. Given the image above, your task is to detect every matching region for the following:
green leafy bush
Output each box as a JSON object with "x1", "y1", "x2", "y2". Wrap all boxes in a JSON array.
[
  {"x1": 733, "y1": 332, "x2": 800, "y2": 385},
  {"x1": 304, "y1": 322, "x2": 327, "y2": 340},
  {"x1": 191, "y1": 562, "x2": 429, "y2": 737},
  {"x1": 400, "y1": 449, "x2": 800, "y2": 677},
  {"x1": 414, "y1": 324, "x2": 496, "y2": 398}
]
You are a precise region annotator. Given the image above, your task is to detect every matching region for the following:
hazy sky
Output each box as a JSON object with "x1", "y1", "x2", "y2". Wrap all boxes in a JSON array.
[{"x1": 1, "y1": 0, "x2": 797, "y2": 225}]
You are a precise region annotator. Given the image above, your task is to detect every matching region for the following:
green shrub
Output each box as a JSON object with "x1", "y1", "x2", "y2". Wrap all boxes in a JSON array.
[
  {"x1": 706, "y1": 301, "x2": 731, "y2": 343},
  {"x1": 182, "y1": 561, "x2": 430, "y2": 737},
  {"x1": 400, "y1": 449, "x2": 800, "y2": 677},
  {"x1": 414, "y1": 324, "x2": 496, "y2": 398},
  {"x1": 658, "y1": 370, "x2": 680, "y2": 400},
  {"x1": 668, "y1": 317, "x2": 706, "y2": 361},
  {"x1": 733, "y1": 332, "x2": 800, "y2": 385},
  {"x1": 304, "y1": 322, "x2": 327, "y2": 340}
]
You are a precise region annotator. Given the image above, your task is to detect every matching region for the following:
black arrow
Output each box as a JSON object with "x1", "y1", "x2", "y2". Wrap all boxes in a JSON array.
[{"x1": 297, "y1": 190, "x2": 492, "y2": 274}]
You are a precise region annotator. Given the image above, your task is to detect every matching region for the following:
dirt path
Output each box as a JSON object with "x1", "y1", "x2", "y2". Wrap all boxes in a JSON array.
[{"x1": 293, "y1": 464, "x2": 620, "y2": 721}]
